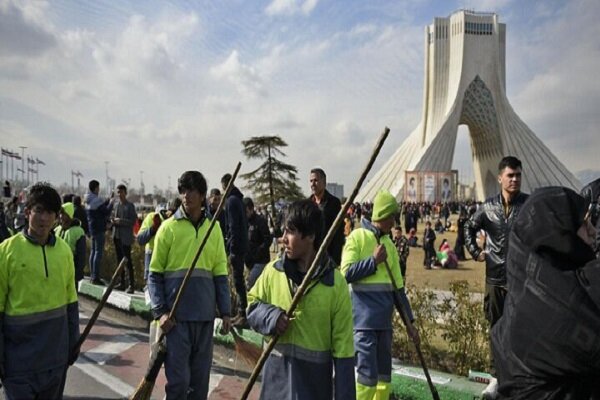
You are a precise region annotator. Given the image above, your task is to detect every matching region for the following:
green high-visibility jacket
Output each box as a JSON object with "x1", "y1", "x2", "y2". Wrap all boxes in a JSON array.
[
  {"x1": 341, "y1": 218, "x2": 413, "y2": 330},
  {"x1": 0, "y1": 231, "x2": 79, "y2": 376},
  {"x1": 148, "y1": 208, "x2": 230, "y2": 321},
  {"x1": 247, "y1": 255, "x2": 356, "y2": 400}
]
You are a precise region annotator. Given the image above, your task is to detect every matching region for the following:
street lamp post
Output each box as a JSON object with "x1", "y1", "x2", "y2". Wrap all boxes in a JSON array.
[
  {"x1": 19, "y1": 146, "x2": 27, "y2": 185},
  {"x1": 104, "y1": 161, "x2": 110, "y2": 197}
]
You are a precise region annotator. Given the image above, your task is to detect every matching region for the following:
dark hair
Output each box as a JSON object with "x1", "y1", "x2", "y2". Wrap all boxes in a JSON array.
[
  {"x1": 285, "y1": 200, "x2": 323, "y2": 250},
  {"x1": 117, "y1": 184, "x2": 127, "y2": 193},
  {"x1": 209, "y1": 188, "x2": 221, "y2": 197},
  {"x1": 26, "y1": 182, "x2": 62, "y2": 215},
  {"x1": 89, "y1": 180, "x2": 100, "y2": 192},
  {"x1": 168, "y1": 197, "x2": 182, "y2": 211},
  {"x1": 243, "y1": 197, "x2": 255, "y2": 209},
  {"x1": 310, "y1": 168, "x2": 326, "y2": 181},
  {"x1": 62, "y1": 193, "x2": 74, "y2": 203},
  {"x1": 443, "y1": 178, "x2": 449, "y2": 185},
  {"x1": 178, "y1": 171, "x2": 207, "y2": 195},
  {"x1": 498, "y1": 156, "x2": 522, "y2": 172},
  {"x1": 73, "y1": 195, "x2": 82, "y2": 207},
  {"x1": 221, "y1": 173, "x2": 232, "y2": 187}
]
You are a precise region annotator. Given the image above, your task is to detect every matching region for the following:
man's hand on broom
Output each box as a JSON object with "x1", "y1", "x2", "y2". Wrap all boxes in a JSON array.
[
  {"x1": 275, "y1": 313, "x2": 291, "y2": 335},
  {"x1": 220, "y1": 316, "x2": 232, "y2": 335},
  {"x1": 407, "y1": 320, "x2": 420, "y2": 347},
  {"x1": 159, "y1": 314, "x2": 176, "y2": 334}
]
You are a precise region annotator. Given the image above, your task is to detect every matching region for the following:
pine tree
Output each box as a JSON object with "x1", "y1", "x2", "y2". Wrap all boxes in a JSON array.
[{"x1": 240, "y1": 136, "x2": 304, "y2": 217}]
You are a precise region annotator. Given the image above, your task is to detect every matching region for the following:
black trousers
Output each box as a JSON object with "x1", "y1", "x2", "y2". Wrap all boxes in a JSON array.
[
  {"x1": 485, "y1": 283, "x2": 507, "y2": 375},
  {"x1": 114, "y1": 237, "x2": 134, "y2": 288}
]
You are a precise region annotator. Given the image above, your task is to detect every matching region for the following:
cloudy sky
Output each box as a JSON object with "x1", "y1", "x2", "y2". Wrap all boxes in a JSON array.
[{"x1": 1, "y1": 0, "x2": 598, "y2": 198}]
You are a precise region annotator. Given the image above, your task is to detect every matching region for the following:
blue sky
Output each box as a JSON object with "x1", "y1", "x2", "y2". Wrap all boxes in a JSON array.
[{"x1": 1, "y1": 0, "x2": 598, "y2": 197}]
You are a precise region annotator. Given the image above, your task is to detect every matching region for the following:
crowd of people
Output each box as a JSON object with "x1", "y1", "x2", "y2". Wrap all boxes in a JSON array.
[{"x1": 0, "y1": 155, "x2": 598, "y2": 400}]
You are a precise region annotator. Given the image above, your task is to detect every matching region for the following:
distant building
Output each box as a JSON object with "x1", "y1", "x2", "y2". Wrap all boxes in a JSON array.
[{"x1": 326, "y1": 182, "x2": 344, "y2": 199}]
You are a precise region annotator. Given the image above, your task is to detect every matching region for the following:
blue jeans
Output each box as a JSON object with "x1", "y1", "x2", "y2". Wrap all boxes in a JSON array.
[{"x1": 89, "y1": 232, "x2": 105, "y2": 280}]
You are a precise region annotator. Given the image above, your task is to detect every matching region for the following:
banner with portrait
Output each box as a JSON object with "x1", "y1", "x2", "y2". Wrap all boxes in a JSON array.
[
  {"x1": 423, "y1": 173, "x2": 436, "y2": 202},
  {"x1": 439, "y1": 173, "x2": 454, "y2": 202},
  {"x1": 404, "y1": 172, "x2": 419, "y2": 203}
]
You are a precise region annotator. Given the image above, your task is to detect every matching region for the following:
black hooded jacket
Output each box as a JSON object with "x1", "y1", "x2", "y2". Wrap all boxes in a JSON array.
[
  {"x1": 580, "y1": 177, "x2": 600, "y2": 257},
  {"x1": 223, "y1": 186, "x2": 248, "y2": 257},
  {"x1": 491, "y1": 187, "x2": 600, "y2": 399},
  {"x1": 464, "y1": 191, "x2": 529, "y2": 285}
]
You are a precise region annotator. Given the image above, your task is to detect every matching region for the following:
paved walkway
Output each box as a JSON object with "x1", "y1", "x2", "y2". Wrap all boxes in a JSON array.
[
  {"x1": 74, "y1": 299, "x2": 260, "y2": 399},
  {"x1": 76, "y1": 279, "x2": 486, "y2": 399}
]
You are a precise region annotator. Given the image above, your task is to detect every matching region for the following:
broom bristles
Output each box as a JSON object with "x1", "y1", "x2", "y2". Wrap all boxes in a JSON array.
[
  {"x1": 129, "y1": 337, "x2": 166, "y2": 400},
  {"x1": 129, "y1": 378, "x2": 156, "y2": 400},
  {"x1": 232, "y1": 329, "x2": 262, "y2": 367}
]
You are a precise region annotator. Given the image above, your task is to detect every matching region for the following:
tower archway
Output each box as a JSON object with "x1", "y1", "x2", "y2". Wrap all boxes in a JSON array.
[{"x1": 357, "y1": 10, "x2": 580, "y2": 202}]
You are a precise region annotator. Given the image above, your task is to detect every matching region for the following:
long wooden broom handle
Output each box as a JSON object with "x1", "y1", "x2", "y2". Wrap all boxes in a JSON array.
[
  {"x1": 240, "y1": 127, "x2": 390, "y2": 400},
  {"x1": 376, "y1": 235, "x2": 440, "y2": 400},
  {"x1": 73, "y1": 257, "x2": 128, "y2": 354},
  {"x1": 165, "y1": 162, "x2": 242, "y2": 325}
]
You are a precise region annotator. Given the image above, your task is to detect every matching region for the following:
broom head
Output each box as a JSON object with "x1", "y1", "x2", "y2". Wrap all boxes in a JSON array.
[
  {"x1": 129, "y1": 337, "x2": 167, "y2": 400},
  {"x1": 231, "y1": 328, "x2": 262, "y2": 367}
]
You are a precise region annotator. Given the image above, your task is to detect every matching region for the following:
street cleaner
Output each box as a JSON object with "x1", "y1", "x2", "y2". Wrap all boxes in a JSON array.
[
  {"x1": 341, "y1": 190, "x2": 419, "y2": 400},
  {"x1": 0, "y1": 182, "x2": 79, "y2": 399},
  {"x1": 148, "y1": 171, "x2": 231, "y2": 399},
  {"x1": 247, "y1": 200, "x2": 355, "y2": 400}
]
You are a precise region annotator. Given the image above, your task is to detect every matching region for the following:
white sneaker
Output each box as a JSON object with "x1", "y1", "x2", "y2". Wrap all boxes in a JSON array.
[{"x1": 481, "y1": 377, "x2": 498, "y2": 399}]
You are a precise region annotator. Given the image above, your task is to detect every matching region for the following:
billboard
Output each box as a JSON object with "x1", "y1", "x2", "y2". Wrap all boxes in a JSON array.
[
  {"x1": 439, "y1": 173, "x2": 454, "y2": 202},
  {"x1": 423, "y1": 173, "x2": 436, "y2": 202},
  {"x1": 405, "y1": 172, "x2": 419, "y2": 203},
  {"x1": 404, "y1": 170, "x2": 458, "y2": 202}
]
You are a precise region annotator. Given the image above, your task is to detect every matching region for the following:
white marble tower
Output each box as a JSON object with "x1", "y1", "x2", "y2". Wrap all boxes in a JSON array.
[{"x1": 358, "y1": 10, "x2": 580, "y2": 202}]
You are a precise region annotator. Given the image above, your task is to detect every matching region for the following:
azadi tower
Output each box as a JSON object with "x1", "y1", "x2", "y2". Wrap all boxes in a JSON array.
[{"x1": 358, "y1": 10, "x2": 580, "y2": 202}]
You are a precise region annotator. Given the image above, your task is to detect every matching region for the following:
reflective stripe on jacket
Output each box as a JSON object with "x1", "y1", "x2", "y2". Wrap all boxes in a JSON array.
[
  {"x1": 0, "y1": 231, "x2": 79, "y2": 376},
  {"x1": 247, "y1": 256, "x2": 355, "y2": 400}
]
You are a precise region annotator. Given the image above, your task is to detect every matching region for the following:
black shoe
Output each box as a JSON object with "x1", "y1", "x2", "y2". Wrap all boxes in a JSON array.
[
  {"x1": 126, "y1": 286, "x2": 135, "y2": 294},
  {"x1": 115, "y1": 283, "x2": 127, "y2": 291},
  {"x1": 91, "y1": 279, "x2": 105, "y2": 286}
]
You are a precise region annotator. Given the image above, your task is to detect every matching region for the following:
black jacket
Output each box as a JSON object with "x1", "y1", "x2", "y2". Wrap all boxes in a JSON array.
[
  {"x1": 246, "y1": 212, "x2": 271, "y2": 267},
  {"x1": 464, "y1": 191, "x2": 529, "y2": 286},
  {"x1": 492, "y1": 187, "x2": 599, "y2": 399},
  {"x1": 223, "y1": 187, "x2": 248, "y2": 257},
  {"x1": 309, "y1": 190, "x2": 344, "y2": 266}
]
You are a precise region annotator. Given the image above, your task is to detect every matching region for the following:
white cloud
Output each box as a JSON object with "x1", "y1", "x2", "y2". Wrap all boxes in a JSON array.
[
  {"x1": 509, "y1": 0, "x2": 600, "y2": 171},
  {"x1": 210, "y1": 50, "x2": 267, "y2": 97},
  {"x1": 95, "y1": 13, "x2": 198, "y2": 86},
  {"x1": 0, "y1": 0, "x2": 56, "y2": 57},
  {"x1": 265, "y1": 0, "x2": 319, "y2": 17},
  {"x1": 0, "y1": 1, "x2": 598, "y2": 196}
]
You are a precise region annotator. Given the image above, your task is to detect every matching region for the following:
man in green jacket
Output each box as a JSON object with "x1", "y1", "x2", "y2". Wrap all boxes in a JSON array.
[
  {"x1": 247, "y1": 200, "x2": 355, "y2": 400},
  {"x1": 341, "y1": 190, "x2": 418, "y2": 400},
  {"x1": 0, "y1": 182, "x2": 79, "y2": 399},
  {"x1": 148, "y1": 171, "x2": 231, "y2": 399}
]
